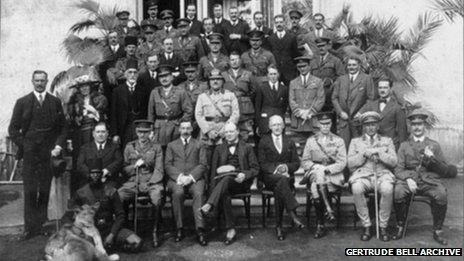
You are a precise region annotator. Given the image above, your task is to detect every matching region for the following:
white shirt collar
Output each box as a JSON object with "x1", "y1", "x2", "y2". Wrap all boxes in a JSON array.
[
  {"x1": 181, "y1": 136, "x2": 191, "y2": 145},
  {"x1": 365, "y1": 133, "x2": 378, "y2": 141},
  {"x1": 349, "y1": 71, "x2": 360, "y2": 80},
  {"x1": 165, "y1": 25, "x2": 172, "y2": 31},
  {"x1": 95, "y1": 141, "x2": 106, "y2": 149},
  {"x1": 269, "y1": 81, "x2": 278, "y2": 87},
  {"x1": 126, "y1": 81, "x2": 136, "y2": 89},
  {"x1": 271, "y1": 133, "x2": 282, "y2": 140},
  {"x1": 275, "y1": 30, "x2": 285, "y2": 37},
  {"x1": 413, "y1": 135, "x2": 425, "y2": 142},
  {"x1": 33, "y1": 90, "x2": 46, "y2": 101}
]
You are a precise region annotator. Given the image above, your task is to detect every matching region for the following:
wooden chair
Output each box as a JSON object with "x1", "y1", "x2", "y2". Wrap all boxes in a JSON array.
[{"x1": 306, "y1": 189, "x2": 342, "y2": 228}]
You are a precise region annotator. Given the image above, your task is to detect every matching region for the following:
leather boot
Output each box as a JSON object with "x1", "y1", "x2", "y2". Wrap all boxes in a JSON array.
[
  {"x1": 152, "y1": 206, "x2": 161, "y2": 248},
  {"x1": 317, "y1": 184, "x2": 335, "y2": 222},
  {"x1": 431, "y1": 204, "x2": 447, "y2": 232},
  {"x1": 360, "y1": 226, "x2": 372, "y2": 241},
  {"x1": 314, "y1": 224, "x2": 326, "y2": 239},
  {"x1": 380, "y1": 227, "x2": 390, "y2": 241},
  {"x1": 392, "y1": 202, "x2": 407, "y2": 240},
  {"x1": 433, "y1": 230, "x2": 448, "y2": 245}
]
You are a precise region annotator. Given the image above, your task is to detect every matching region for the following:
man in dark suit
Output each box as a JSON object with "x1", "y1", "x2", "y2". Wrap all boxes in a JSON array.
[
  {"x1": 159, "y1": 37, "x2": 186, "y2": 85},
  {"x1": 359, "y1": 78, "x2": 407, "y2": 150},
  {"x1": 137, "y1": 53, "x2": 161, "y2": 91},
  {"x1": 77, "y1": 122, "x2": 123, "y2": 188},
  {"x1": 186, "y1": 3, "x2": 203, "y2": 36},
  {"x1": 110, "y1": 59, "x2": 150, "y2": 147},
  {"x1": 252, "y1": 11, "x2": 273, "y2": 50},
  {"x1": 212, "y1": 3, "x2": 230, "y2": 37},
  {"x1": 200, "y1": 122, "x2": 259, "y2": 245},
  {"x1": 165, "y1": 120, "x2": 208, "y2": 246},
  {"x1": 332, "y1": 56, "x2": 375, "y2": 147},
  {"x1": 268, "y1": 15, "x2": 299, "y2": 85},
  {"x1": 223, "y1": 6, "x2": 251, "y2": 55},
  {"x1": 8, "y1": 70, "x2": 66, "y2": 239},
  {"x1": 258, "y1": 115, "x2": 304, "y2": 240},
  {"x1": 254, "y1": 65, "x2": 288, "y2": 136}
]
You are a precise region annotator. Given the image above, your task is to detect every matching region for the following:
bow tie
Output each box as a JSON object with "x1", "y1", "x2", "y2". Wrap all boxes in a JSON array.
[
  {"x1": 227, "y1": 142, "x2": 238, "y2": 148},
  {"x1": 379, "y1": 98, "x2": 387, "y2": 103}
]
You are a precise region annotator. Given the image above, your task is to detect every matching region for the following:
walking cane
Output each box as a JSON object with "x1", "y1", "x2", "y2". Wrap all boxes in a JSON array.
[
  {"x1": 134, "y1": 166, "x2": 139, "y2": 233},
  {"x1": 402, "y1": 155, "x2": 423, "y2": 238},
  {"x1": 373, "y1": 155, "x2": 380, "y2": 239}
]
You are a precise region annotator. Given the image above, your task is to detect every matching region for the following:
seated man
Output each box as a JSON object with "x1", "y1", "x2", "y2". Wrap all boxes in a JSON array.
[
  {"x1": 393, "y1": 109, "x2": 456, "y2": 245},
  {"x1": 348, "y1": 111, "x2": 397, "y2": 241},
  {"x1": 258, "y1": 115, "x2": 304, "y2": 241},
  {"x1": 63, "y1": 158, "x2": 142, "y2": 253},
  {"x1": 200, "y1": 122, "x2": 259, "y2": 245},
  {"x1": 165, "y1": 120, "x2": 208, "y2": 246},
  {"x1": 117, "y1": 120, "x2": 164, "y2": 248},
  {"x1": 301, "y1": 112, "x2": 347, "y2": 239}
]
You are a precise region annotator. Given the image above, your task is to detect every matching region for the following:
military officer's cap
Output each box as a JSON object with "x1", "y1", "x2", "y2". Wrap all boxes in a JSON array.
[
  {"x1": 360, "y1": 111, "x2": 381, "y2": 124},
  {"x1": 124, "y1": 36, "x2": 138, "y2": 46},
  {"x1": 177, "y1": 18, "x2": 191, "y2": 28},
  {"x1": 294, "y1": 56, "x2": 312, "y2": 65},
  {"x1": 247, "y1": 29, "x2": 265, "y2": 40},
  {"x1": 160, "y1": 10, "x2": 175, "y2": 19},
  {"x1": 134, "y1": 120, "x2": 154, "y2": 131},
  {"x1": 315, "y1": 111, "x2": 333, "y2": 124},
  {"x1": 315, "y1": 37, "x2": 331, "y2": 46},
  {"x1": 407, "y1": 108, "x2": 429, "y2": 123},
  {"x1": 69, "y1": 74, "x2": 100, "y2": 89},
  {"x1": 157, "y1": 64, "x2": 175, "y2": 76},
  {"x1": 147, "y1": 0, "x2": 159, "y2": 8},
  {"x1": 183, "y1": 61, "x2": 199, "y2": 72},
  {"x1": 116, "y1": 11, "x2": 130, "y2": 18},
  {"x1": 141, "y1": 20, "x2": 158, "y2": 31},
  {"x1": 207, "y1": 33, "x2": 224, "y2": 43},
  {"x1": 88, "y1": 158, "x2": 103, "y2": 173},
  {"x1": 125, "y1": 59, "x2": 138, "y2": 71},
  {"x1": 289, "y1": 10, "x2": 303, "y2": 19},
  {"x1": 208, "y1": 68, "x2": 225, "y2": 80}
]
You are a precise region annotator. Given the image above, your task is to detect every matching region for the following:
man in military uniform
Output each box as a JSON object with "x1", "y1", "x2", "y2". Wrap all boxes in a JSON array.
[
  {"x1": 147, "y1": 64, "x2": 193, "y2": 149},
  {"x1": 301, "y1": 112, "x2": 347, "y2": 238},
  {"x1": 141, "y1": 0, "x2": 164, "y2": 31},
  {"x1": 117, "y1": 120, "x2": 164, "y2": 248},
  {"x1": 241, "y1": 30, "x2": 276, "y2": 83},
  {"x1": 173, "y1": 18, "x2": 204, "y2": 62},
  {"x1": 155, "y1": 10, "x2": 179, "y2": 42},
  {"x1": 178, "y1": 61, "x2": 208, "y2": 138},
  {"x1": 195, "y1": 68, "x2": 240, "y2": 148},
  {"x1": 289, "y1": 10, "x2": 309, "y2": 39},
  {"x1": 288, "y1": 10, "x2": 313, "y2": 56},
  {"x1": 311, "y1": 37, "x2": 345, "y2": 131},
  {"x1": 137, "y1": 21, "x2": 162, "y2": 63},
  {"x1": 393, "y1": 109, "x2": 455, "y2": 245},
  {"x1": 115, "y1": 11, "x2": 130, "y2": 44},
  {"x1": 64, "y1": 158, "x2": 142, "y2": 253},
  {"x1": 222, "y1": 52, "x2": 255, "y2": 141},
  {"x1": 107, "y1": 36, "x2": 144, "y2": 85},
  {"x1": 289, "y1": 56, "x2": 325, "y2": 147},
  {"x1": 347, "y1": 111, "x2": 397, "y2": 242},
  {"x1": 199, "y1": 33, "x2": 230, "y2": 81}
]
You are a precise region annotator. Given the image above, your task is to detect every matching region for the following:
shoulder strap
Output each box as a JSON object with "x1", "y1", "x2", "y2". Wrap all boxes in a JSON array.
[
  {"x1": 205, "y1": 92, "x2": 226, "y2": 117},
  {"x1": 315, "y1": 136, "x2": 335, "y2": 162}
]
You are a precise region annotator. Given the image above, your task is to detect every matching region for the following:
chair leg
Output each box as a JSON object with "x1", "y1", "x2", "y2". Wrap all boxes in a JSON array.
[
  {"x1": 267, "y1": 197, "x2": 272, "y2": 217},
  {"x1": 306, "y1": 192, "x2": 311, "y2": 227},
  {"x1": 246, "y1": 197, "x2": 251, "y2": 229},
  {"x1": 336, "y1": 194, "x2": 341, "y2": 228},
  {"x1": 262, "y1": 194, "x2": 266, "y2": 228},
  {"x1": 352, "y1": 204, "x2": 357, "y2": 228}
]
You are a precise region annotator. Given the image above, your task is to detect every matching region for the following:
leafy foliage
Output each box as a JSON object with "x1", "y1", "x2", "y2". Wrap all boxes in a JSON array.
[{"x1": 430, "y1": 0, "x2": 464, "y2": 22}]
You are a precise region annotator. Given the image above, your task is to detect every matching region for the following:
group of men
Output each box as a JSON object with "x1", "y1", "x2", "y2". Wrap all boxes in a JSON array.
[{"x1": 7, "y1": 1, "x2": 457, "y2": 257}]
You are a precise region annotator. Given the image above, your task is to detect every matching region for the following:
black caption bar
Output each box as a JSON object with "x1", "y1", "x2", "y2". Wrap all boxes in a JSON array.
[{"x1": 345, "y1": 248, "x2": 462, "y2": 256}]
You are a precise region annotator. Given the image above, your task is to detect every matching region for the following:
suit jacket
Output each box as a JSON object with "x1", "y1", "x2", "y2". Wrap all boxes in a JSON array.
[
  {"x1": 138, "y1": 70, "x2": 161, "y2": 91},
  {"x1": 254, "y1": 81, "x2": 288, "y2": 135},
  {"x1": 210, "y1": 140, "x2": 259, "y2": 187},
  {"x1": 332, "y1": 72, "x2": 375, "y2": 118},
  {"x1": 8, "y1": 92, "x2": 66, "y2": 158},
  {"x1": 213, "y1": 17, "x2": 230, "y2": 37},
  {"x1": 110, "y1": 83, "x2": 149, "y2": 137},
  {"x1": 76, "y1": 141, "x2": 123, "y2": 181},
  {"x1": 165, "y1": 137, "x2": 207, "y2": 182},
  {"x1": 255, "y1": 26, "x2": 273, "y2": 50},
  {"x1": 159, "y1": 52, "x2": 186, "y2": 85},
  {"x1": 359, "y1": 98, "x2": 407, "y2": 149},
  {"x1": 258, "y1": 134, "x2": 300, "y2": 179},
  {"x1": 188, "y1": 18, "x2": 203, "y2": 36},
  {"x1": 268, "y1": 31, "x2": 299, "y2": 83},
  {"x1": 223, "y1": 19, "x2": 251, "y2": 54}
]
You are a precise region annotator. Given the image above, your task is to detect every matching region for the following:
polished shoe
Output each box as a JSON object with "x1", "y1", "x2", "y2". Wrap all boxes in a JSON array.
[
  {"x1": 224, "y1": 231, "x2": 236, "y2": 245},
  {"x1": 433, "y1": 230, "x2": 448, "y2": 245},
  {"x1": 152, "y1": 231, "x2": 161, "y2": 248},
  {"x1": 325, "y1": 211, "x2": 336, "y2": 222},
  {"x1": 175, "y1": 228, "x2": 184, "y2": 242},
  {"x1": 314, "y1": 225, "x2": 326, "y2": 239},
  {"x1": 392, "y1": 225, "x2": 404, "y2": 240},
  {"x1": 275, "y1": 226, "x2": 285, "y2": 241},
  {"x1": 380, "y1": 228, "x2": 390, "y2": 242},
  {"x1": 360, "y1": 227, "x2": 372, "y2": 241},
  {"x1": 293, "y1": 219, "x2": 306, "y2": 229},
  {"x1": 196, "y1": 231, "x2": 208, "y2": 246}
]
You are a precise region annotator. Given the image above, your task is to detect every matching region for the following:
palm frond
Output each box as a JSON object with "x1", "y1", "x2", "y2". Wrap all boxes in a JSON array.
[
  {"x1": 50, "y1": 71, "x2": 68, "y2": 94},
  {"x1": 430, "y1": 0, "x2": 464, "y2": 22},
  {"x1": 72, "y1": 0, "x2": 100, "y2": 17},
  {"x1": 330, "y1": 3, "x2": 351, "y2": 30},
  {"x1": 69, "y1": 19, "x2": 95, "y2": 33},
  {"x1": 62, "y1": 35, "x2": 109, "y2": 66}
]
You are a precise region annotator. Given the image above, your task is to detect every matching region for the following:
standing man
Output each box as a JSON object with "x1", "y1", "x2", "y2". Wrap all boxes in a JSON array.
[
  {"x1": 165, "y1": 120, "x2": 208, "y2": 246},
  {"x1": 332, "y1": 56, "x2": 375, "y2": 148},
  {"x1": 212, "y1": 4, "x2": 230, "y2": 37},
  {"x1": 185, "y1": 3, "x2": 203, "y2": 36},
  {"x1": 137, "y1": 21, "x2": 162, "y2": 63},
  {"x1": 141, "y1": 0, "x2": 164, "y2": 31},
  {"x1": 223, "y1": 6, "x2": 251, "y2": 55},
  {"x1": 159, "y1": 37, "x2": 185, "y2": 85},
  {"x1": 253, "y1": 11, "x2": 273, "y2": 50},
  {"x1": 289, "y1": 56, "x2": 325, "y2": 147},
  {"x1": 173, "y1": 18, "x2": 204, "y2": 63},
  {"x1": 268, "y1": 15, "x2": 298, "y2": 85},
  {"x1": 137, "y1": 53, "x2": 161, "y2": 91},
  {"x1": 147, "y1": 65, "x2": 193, "y2": 149},
  {"x1": 359, "y1": 78, "x2": 407, "y2": 150},
  {"x1": 155, "y1": 10, "x2": 179, "y2": 42},
  {"x1": 241, "y1": 30, "x2": 276, "y2": 83},
  {"x1": 222, "y1": 52, "x2": 255, "y2": 141},
  {"x1": 198, "y1": 33, "x2": 230, "y2": 80},
  {"x1": 117, "y1": 120, "x2": 164, "y2": 248},
  {"x1": 310, "y1": 13, "x2": 337, "y2": 41},
  {"x1": 393, "y1": 109, "x2": 454, "y2": 245},
  {"x1": 107, "y1": 36, "x2": 144, "y2": 85},
  {"x1": 258, "y1": 115, "x2": 304, "y2": 240},
  {"x1": 348, "y1": 111, "x2": 397, "y2": 242},
  {"x1": 200, "y1": 122, "x2": 259, "y2": 245},
  {"x1": 9, "y1": 70, "x2": 66, "y2": 239},
  {"x1": 254, "y1": 65, "x2": 288, "y2": 136},
  {"x1": 301, "y1": 112, "x2": 347, "y2": 238},
  {"x1": 115, "y1": 11, "x2": 130, "y2": 44},
  {"x1": 289, "y1": 10, "x2": 309, "y2": 37},
  {"x1": 111, "y1": 60, "x2": 149, "y2": 147}
]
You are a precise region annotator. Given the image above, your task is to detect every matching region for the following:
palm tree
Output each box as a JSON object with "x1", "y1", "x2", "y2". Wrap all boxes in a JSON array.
[{"x1": 430, "y1": 0, "x2": 464, "y2": 22}]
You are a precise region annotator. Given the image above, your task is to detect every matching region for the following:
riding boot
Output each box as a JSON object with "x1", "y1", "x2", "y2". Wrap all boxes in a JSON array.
[
  {"x1": 317, "y1": 184, "x2": 335, "y2": 222},
  {"x1": 392, "y1": 202, "x2": 407, "y2": 240},
  {"x1": 431, "y1": 203, "x2": 448, "y2": 245},
  {"x1": 152, "y1": 206, "x2": 161, "y2": 248},
  {"x1": 313, "y1": 199, "x2": 326, "y2": 239}
]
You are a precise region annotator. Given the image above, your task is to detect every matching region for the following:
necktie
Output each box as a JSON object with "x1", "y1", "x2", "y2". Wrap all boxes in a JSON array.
[
  {"x1": 183, "y1": 138, "x2": 188, "y2": 150},
  {"x1": 216, "y1": 19, "x2": 220, "y2": 24},
  {"x1": 112, "y1": 46, "x2": 116, "y2": 53},
  {"x1": 38, "y1": 94, "x2": 44, "y2": 106},
  {"x1": 166, "y1": 28, "x2": 169, "y2": 34},
  {"x1": 273, "y1": 84, "x2": 278, "y2": 92},
  {"x1": 98, "y1": 143, "x2": 103, "y2": 156},
  {"x1": 279, "y1": 32, "x2": 283, "y2": 39},
  {"x1": 303, "y1": 75, "x2": 307, "y2": 86},
  {"x1": 350, "y1": 75, "x2": 354, "y2": 83},
  {"x1": 370, "y1": 136, "x2": 374, "y2": 145},
  {"x1": 275, "y1": 136, "x2": 282, "y2": 153},
  {"x1": 151, "y1": 71, "x2": 156, "y2": 79}
]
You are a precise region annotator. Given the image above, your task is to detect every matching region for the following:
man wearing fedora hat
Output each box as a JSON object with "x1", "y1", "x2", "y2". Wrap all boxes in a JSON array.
[
  {"x1": 241, "y1": 29, "x2": 276, "y2": 83},
  {"x1": 198, "y1": 33, "x2": 230, "y2": 81},
  {"x1": 173, "y1": 18, "x2": 204, "y2": 62},
  {"x1": 141, "y1": 0, "x2": 164, "y2": 32},
  {"x1": 348, "y1": 111, "x2": 397, "y2": 242},
  {"x1": 392, "y1": 108, "x2": 456, "y2": 245}
]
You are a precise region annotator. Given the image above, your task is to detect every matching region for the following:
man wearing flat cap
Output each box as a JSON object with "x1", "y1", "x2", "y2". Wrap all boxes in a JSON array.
[
  {"x1": 348, "y1": 111, "x2": 397, "y2": 242},
  {"x1": 147, "y1": 64, "x2": 193, "y2": 149},
  {"x1": 289, "y1": 55, "x2": 325, "y2": 147},
  {"x1": 141, "y1": 0, "x2": 164, "y2": 32},
  {"x1": 392, "y1": 109, "x2": 456, "y2": 245},
  {"x1": 107, "y1": 36, "x2": 145, "y2": 85},
  {"x1": 301, "y1": 111, "x2": 347, "y2": 239},
  {"x1": 155, "y1": 10, "x2": 179, "y2": 42},
  {"x1": 137, "y1": 21, "x2": 162, "y2": 63},
  {"x1": 199, "y1": 33, "x2": 230, "y2": 80},
  {"x1": 241, "y1": 29, "x2": 276, "y2": 83},
  {"x1": 173, "y1": 18, "x2": 204, "y2": 62},
  {"x1": 117, "y1": 120, "x2": 164, "y2": 248}
]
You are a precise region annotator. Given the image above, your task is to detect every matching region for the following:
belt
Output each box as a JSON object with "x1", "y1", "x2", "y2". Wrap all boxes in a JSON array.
[
  {"x1": 205, "y1": 116, "x2": 229, "y2": 122},
  {"x1": 156, "y1": 114, "x2": 182, "y2": 120}
]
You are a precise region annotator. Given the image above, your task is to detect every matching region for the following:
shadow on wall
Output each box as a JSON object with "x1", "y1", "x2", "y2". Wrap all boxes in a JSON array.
[{"x1": 429, "y1": 127, "x2": 464, "y2": 170}]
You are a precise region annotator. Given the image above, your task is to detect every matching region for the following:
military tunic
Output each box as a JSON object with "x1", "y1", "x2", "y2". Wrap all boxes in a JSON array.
[
  {"x1": 147, "y1": 85, "x2": 193, "y2": 147},
  {"x1": 178, "y1": 80, "x2": 209, "y2": 138},
  {"x1": 173, "y1": 35, "x2": 205, "y2": 62},
  {"x1": 141, "y1": 18, "x2": 164, "y2": 32},
  {"x1": 198, "y1": 53, "x2": 230, "y2": 81},
  {"x1": 118, "y1": 140, "x2": 164, "y2": 206},
  {"x1": 241, "y1": 49, "x2": 276, "y2": 82},
  {"x1": 136, "y1": 41, "x2": 163, "y2": 63},
  {"x1": 301, "y1": 132, "x2": 347, "y2": 198},
  {"x1": 154, "y1": 28, "x2": 179, "y2": 43}
]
